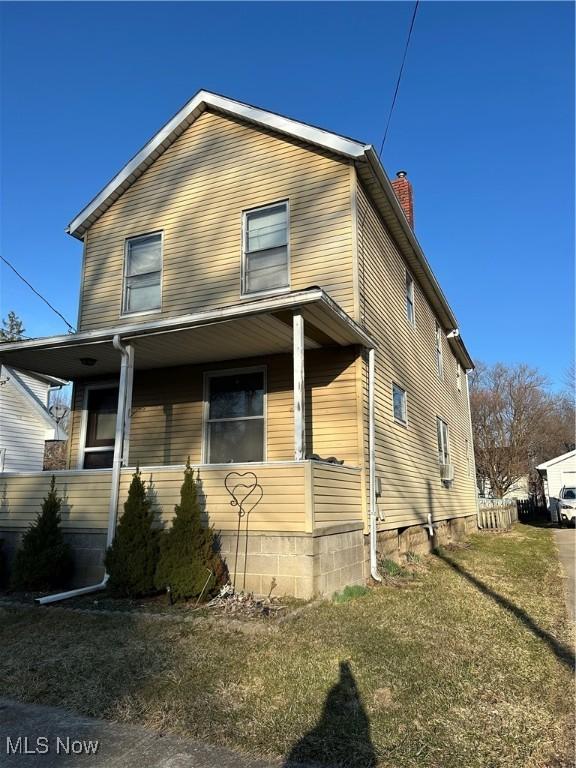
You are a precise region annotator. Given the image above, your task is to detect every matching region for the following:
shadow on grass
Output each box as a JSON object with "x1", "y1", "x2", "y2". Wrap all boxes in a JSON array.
[
  {"x1": 434, "y1": 549, "x2": 575, "y2": 672},
  {"x1": 284, "y1": 661, "x2": 376, "y2": 767}
]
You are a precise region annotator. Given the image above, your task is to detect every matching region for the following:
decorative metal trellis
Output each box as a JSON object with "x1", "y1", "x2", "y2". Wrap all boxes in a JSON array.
[{"x1": 224, "y1": 470, "x2": 263, "y2": 591}]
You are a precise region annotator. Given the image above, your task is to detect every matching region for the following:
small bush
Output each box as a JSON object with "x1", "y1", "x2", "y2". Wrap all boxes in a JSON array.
[
  {"x1": 105, "y1": 469, "x2": 159, "y2": 597},
  {"x1": 333, "y1": 584, "x2": 370, "y2": 603},
  {"x1": 379, "y1": 558, "x2": 410, "y2": 578},
  {"x1": 155, "y1": 461, "x2": 227, "y2": 601},
  {"x1": 10, "y1": 476, "x2": 74, "y2": 591}
]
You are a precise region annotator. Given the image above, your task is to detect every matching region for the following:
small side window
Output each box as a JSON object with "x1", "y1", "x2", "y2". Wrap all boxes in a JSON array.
[
  {"x1": 405, "y1": 271, "x2": 415, "y2": 325},
  {"x1": 437, "y1": 417, "x2": 450, "y2": 466},
  {"x1": 435, "y1": 322, "x2": 444, "y2": 379},
  {"x1": 392, "y1": 383, "x2": 407, "y2": 425}
]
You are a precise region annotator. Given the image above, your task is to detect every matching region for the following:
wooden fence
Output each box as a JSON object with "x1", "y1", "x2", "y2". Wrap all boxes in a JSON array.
[
  {"x1": 477, "y1": 497, "x2": 549, "y2": 530},
  {"x1": 477, "y1": 498, "x2": 518, "y2": 530}
]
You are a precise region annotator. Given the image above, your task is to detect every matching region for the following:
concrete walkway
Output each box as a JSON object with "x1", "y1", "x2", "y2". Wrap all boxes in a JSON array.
[
  {"x1": 553, "y1": 527, "x2": 575, "y2": 622},
  {"x1": 0, "y1": 699, "x2": 279, "y2": 768}
]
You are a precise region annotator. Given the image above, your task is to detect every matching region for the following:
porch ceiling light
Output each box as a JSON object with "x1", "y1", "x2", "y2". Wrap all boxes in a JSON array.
[{"x1": 79, "y1": 357, "x2": 97, "y2": 367}]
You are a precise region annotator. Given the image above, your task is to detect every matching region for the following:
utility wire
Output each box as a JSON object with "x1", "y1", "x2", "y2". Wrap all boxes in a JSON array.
[
  {"x1": 378, "y1": 0, "x2": 420, "y2": 157},
  {"x1": 0, "y1": 254, "x2": 76, "y2": 333}
]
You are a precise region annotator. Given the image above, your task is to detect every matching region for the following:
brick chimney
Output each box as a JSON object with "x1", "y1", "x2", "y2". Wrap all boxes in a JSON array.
[{"x1": 391, "y1": 170, "x2": 414, "y2": 229}]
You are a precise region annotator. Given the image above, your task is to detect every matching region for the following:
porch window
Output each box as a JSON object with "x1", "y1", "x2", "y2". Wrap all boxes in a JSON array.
[
  {"x1": 437, "y1": 417, "x2": 450, "y2": 466},
  {"x1": 242, "y1": 202, "x2": 289, "y2": 295},
  {"x1": 83, "y1": 387, "x2": 118, "y2": 469},
  {"x1": 205, "y1": 370, "x2": 265, "y2": 463},
  {"x1": 405, "y1": 270, "x2": 415, "y2": 325},
  {"x1": 123, "y1": 233, "x2": 162, "y2": 314}
]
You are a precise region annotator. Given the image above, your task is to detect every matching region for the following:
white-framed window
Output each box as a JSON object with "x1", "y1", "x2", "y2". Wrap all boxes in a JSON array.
[
  {"x1": 79, "y1": 385, "x2": 119, "y2": 469},
  {"x1": 392, "y1": 383, "x2": 407, "y2": 425},
  {"x1": 242, "y1": 201, "x2": 289, "y2": 296},
  {"x1": 435, "y1": 322, "x2": 444, "y2": 378},
  {"x1": 122, "y1": 232, "x2": 163, "y2": 315},
  {"x1": 456, "y1": 361, "x2": 462, "y2": 392},
  {"x1": 405, "y1": 270, "x2": 415, "y2": 325},
  {"x1": 437, "y1": 417, "x2": 450, "y2": 466},
  {"x1": 203, "y1": 367, "x2": 266, "y2": 463}
]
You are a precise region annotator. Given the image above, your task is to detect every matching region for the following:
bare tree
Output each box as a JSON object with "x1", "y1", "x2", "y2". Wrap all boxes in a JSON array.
[{"x1": 470, "y1": 362, "x2": 559, "y2": 498}]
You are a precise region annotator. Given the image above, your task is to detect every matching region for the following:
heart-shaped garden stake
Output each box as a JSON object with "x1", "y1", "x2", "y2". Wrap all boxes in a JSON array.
[{"x1": 224, "y1": 471, "x2": 263, "y2": 518}]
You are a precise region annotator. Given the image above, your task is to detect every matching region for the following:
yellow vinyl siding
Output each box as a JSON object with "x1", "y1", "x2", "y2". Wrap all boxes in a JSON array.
[
  {"x1": 312, "y1": 463, "x2": 363, "y2": 526},
  {"x1": 0, "y1": 464, "x2": 307, "y2": 533},
  {"x1": 68, "y1": 349, "x2": 361, "y2": 471},
  {"x1": 357, "y1": 180, "x2": 477, "y2": 528},
  {"x1": 79, "y1": 111, "x2": 355, "y2": 330}
]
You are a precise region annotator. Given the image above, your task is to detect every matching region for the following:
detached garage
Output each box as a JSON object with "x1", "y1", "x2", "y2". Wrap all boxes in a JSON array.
[{"x1": 537, "y1": 450, "x2": 576, "y2": 522}]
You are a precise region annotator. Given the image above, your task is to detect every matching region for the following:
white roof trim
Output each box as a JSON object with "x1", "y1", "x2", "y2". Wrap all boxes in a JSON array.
[
  {"x1": 67, "y1": 90, "x2": 367, "y2": 238},
  {"x1": 537, "y1": 449, "x2": 576, "y2": 471}
]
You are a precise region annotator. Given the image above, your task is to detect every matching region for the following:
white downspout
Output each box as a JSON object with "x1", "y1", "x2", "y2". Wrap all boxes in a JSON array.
[
  {"x1": 37, "y1": 335, "x2": 133, "y2": 605},
  {"x1": 368, "y1": 347, "x2": 382, "y2": 582}
]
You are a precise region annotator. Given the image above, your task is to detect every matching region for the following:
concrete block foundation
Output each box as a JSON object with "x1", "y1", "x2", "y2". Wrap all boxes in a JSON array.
[{"x1": 373, "y1": 514, "x2": 478, "y2": 565}]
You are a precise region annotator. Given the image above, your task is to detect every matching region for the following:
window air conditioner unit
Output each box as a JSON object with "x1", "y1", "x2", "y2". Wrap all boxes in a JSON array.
[{"x1": 440, "y1": 463, "x2": 455, "y2": 483}]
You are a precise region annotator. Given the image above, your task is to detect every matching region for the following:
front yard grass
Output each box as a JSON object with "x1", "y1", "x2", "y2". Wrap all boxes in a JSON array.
[{"x1": 0, "y1": 524, "x2": 573, "y2": 767}]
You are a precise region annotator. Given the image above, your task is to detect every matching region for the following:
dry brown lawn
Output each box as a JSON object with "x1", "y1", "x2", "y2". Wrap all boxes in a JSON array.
[{"x1": 0, "y1": 524, "x2": 573, "y2": 767}]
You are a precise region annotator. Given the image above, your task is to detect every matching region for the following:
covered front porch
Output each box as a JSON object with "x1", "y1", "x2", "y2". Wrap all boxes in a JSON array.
[{"x1": 0, "y1": 289, "x2": 376, "y2": 597}]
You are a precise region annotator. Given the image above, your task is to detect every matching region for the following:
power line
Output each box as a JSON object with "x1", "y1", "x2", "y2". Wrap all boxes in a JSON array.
[
  {"x1": 378, "y1": 0, "x2": 420, "y2": 157},
  {"x1": 0, "y1": 255, "x2": 76, "y2": 333}
]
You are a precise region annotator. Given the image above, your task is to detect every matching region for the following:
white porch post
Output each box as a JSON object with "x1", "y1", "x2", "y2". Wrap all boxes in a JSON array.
[
  {"x1": 293, "y1": 310, "x2": 306, "y2": 461},
  {"x1": 106, "y1": 336, "x2": 134, "y2": 547}
]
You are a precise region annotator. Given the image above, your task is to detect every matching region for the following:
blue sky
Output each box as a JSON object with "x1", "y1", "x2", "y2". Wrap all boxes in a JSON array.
[{"x1": 1, "y1": 1, "x2": 574, "y2": 390}]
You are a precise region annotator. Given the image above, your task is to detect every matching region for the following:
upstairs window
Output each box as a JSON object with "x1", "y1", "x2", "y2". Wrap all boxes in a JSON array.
[
  {"x1": 242, "y1": 202, "x2": 289, "y2": 295},
  {"x1": 435, "y1": 322, "x2": 444, "y2": 378},
  {"x1": 437, "y1": 417, "x2": 450, "y2": 466},
  {"x1": 405, "y1": 270, "x2": 415, "y2": 325},
  {"x1": 456, "y1": 362, "x2": 462, "y2": 392},
  {"x1": 392, "y1": 383, "x2": 407, "y2": 425},
  {"x1": 123, "y1": 233, "x2": 162, "y2": 314}
]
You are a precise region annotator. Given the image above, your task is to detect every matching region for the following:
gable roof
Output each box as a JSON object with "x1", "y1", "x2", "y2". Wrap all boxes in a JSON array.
[
  {"x1": 66, "y1": 89, "x2": 474, "y2": 369},
  {"x1": 1, "y1": 365, "x2": 65, "y2": 433},
  {"x1": 537, "y1": 449, "x2": 576, "y2": 471}
]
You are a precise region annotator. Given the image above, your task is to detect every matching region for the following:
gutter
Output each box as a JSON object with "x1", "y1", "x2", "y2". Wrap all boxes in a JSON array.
[{"x1": 36, "y1": 335, "x2": 133, "y2": 606}]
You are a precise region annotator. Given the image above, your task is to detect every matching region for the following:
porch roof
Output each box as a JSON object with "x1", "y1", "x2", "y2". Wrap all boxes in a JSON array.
[{"x1": 0, "y1": 288, "x2": 375, "y2": 380}]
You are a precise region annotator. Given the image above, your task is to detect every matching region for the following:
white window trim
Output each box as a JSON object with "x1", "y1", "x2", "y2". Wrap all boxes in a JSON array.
[
  {"x1": 437, "y1": 416, "x2": 450, "y2": 466},
  {"x1": 456, "y1": 361, "x2": 462, "y2": 392},
  {"x1": 121, "y1": 231, "x2": 164, "y2": 317},
  {"x1": 392, "y1": 382, "x2": 408, "y2": 426},
  {"x1": 240, "y1": 200, "x2": 290, "y2": 299},
  {"x1": 405, "y1": 269, "x2": 415, "y2": 327},
  {"x1": 77, "y1": 381, "x2": 119, "y2": 469},
  {"x1": 435, "y1": 321, "x2": 444, "y2": 379},
  {"x1": 201, "y1": 365, "x2": 267, "y2": 464}
]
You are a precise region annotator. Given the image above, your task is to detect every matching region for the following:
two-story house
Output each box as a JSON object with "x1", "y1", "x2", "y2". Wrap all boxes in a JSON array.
[{"x1": 0, "y1": 91, "x2": 478, "y2": 597}]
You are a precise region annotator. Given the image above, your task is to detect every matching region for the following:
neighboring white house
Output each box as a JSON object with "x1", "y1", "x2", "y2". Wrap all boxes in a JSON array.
[
  {"x1": 0, "y1": 366, "x2": 68, "y2": 472},
  {"x1": 537, "y1": 450, "x2": 576, "y2": 522}
]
